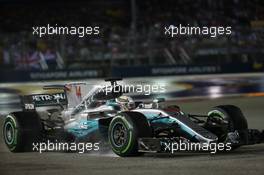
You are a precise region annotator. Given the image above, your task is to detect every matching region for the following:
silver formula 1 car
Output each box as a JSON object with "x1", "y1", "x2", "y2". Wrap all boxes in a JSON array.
[{"x1": 3, "y1": 78, "x2": 264, "y2": 156}]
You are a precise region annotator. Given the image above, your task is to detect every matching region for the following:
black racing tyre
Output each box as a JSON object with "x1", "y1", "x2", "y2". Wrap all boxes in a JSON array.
[
  {"x1": 3, "y1": 112, "x2": 42, "y2": 152},
  {"x1": 108, "y1": 111, "x2": 152, "y2": 157},
  {"x1": 207, "y1": 105, "x2": 248, "y2": 149}
]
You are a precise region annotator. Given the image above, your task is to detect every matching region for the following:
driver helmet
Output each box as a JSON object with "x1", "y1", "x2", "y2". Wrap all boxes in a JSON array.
[{"x1": 115, "y1": 96, "x2": 135, "y2": 110}]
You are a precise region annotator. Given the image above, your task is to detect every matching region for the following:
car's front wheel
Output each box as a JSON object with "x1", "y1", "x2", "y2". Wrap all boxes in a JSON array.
[
  {"x1": 108, "y1": 111, "x2": 152, "y2": 157},
  {"x1": 207, "y1": 105, "x2": 248, "y2": 149}
]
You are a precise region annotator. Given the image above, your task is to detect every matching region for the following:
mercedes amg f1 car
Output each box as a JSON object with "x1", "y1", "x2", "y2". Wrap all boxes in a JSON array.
[{"x1": 3, "y1": 78, "x2": 264, "y2": 156}]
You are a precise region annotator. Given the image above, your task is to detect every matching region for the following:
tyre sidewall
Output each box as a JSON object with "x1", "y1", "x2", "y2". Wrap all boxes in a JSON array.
[
  {"x1": 3, "y1": 114, "x2": 21, "y2": 152},
  {"x1": 208, "y1": 105, "x2": 248, "y2": 150},
  {"x1": 108, "y1": 115, "x2": 137, "y2": 156}
]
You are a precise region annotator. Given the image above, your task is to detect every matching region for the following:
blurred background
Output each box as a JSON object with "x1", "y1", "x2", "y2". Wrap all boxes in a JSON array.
[
  {"x1": 1, "y1": 2, "x2": 264, "y2": 174},
  {"x1": 0, "y1": 0, "x2": 263, "y2": 112},
  {"x1": 0, "y1": 0, "x2": 263, "y2": 81}
]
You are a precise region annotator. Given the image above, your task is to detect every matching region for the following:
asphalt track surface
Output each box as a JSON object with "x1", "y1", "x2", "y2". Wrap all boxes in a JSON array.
[{"x1": 0, "y1": 96, "x2": 264, "y2": 175}]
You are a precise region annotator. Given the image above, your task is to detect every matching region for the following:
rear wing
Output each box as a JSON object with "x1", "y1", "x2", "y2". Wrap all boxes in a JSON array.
[
  {"x1": 21, "y1": 83, "x2": 88, "y2": 110},
  {"x1": 21, "y1": 92, "x2": 67, "y2": 110}
]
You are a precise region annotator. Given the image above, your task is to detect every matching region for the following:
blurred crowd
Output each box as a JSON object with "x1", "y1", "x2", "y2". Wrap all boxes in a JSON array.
[{"x1": 0, "y1": 0, "x2": 264, "y2": 70}]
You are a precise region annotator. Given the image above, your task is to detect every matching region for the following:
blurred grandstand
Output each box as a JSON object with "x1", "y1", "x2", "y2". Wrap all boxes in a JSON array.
[{"x1": 0, "y1": 0, "x2": 263, "y2": 74}]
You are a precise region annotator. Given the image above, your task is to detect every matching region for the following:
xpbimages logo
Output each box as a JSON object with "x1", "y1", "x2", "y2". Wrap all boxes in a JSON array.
[
  {"x1": 96, "y1": 84, "x2": 166, "y2": 96},
  {"x1": 32, "y1": 140, "x2": 100, "y2": 153},
  {"x1": 163, "y1": 141, "x2": 232, "y2": 154},
  {"x1": 164, "y1": 24, "x2": 232, "y2": 38},
  {"x1": 32, "y1": 24, "x2": 100, "y2": 37}
]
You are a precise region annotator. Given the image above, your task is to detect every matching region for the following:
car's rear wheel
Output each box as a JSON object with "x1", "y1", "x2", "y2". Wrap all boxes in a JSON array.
[
  {"x1": 207, "y1": 105, "x2": 248, "y2": 149},
  {"x1": 3, "y1": 112, "x2": 42, "y2": 152},
  {"x1": 108, "y1": 111, "x2": 152, "y2": 157}
]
